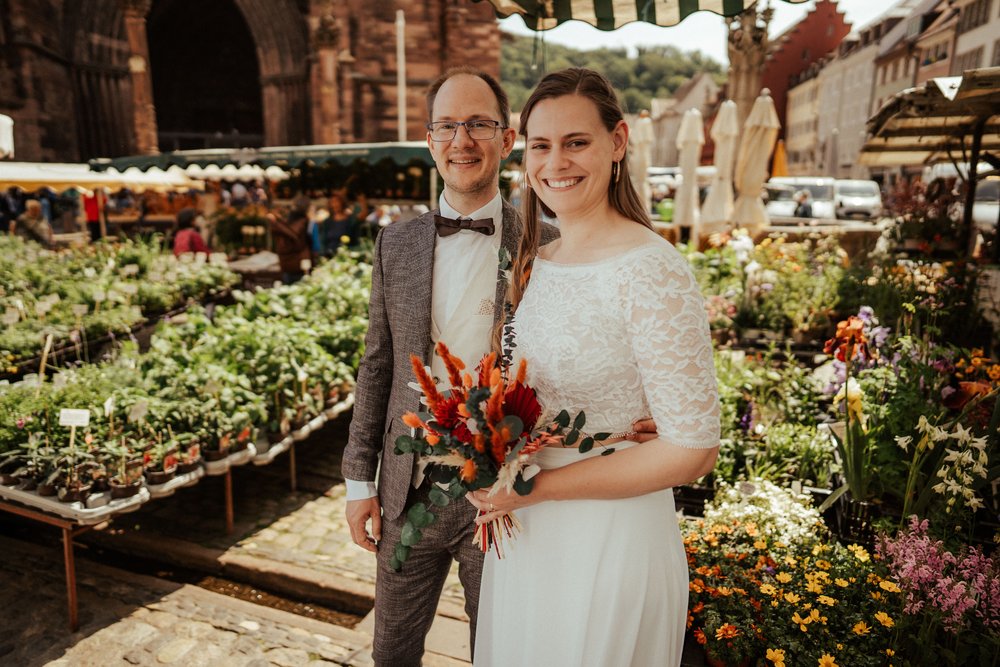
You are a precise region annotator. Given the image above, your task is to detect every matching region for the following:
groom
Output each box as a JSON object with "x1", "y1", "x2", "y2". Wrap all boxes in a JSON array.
[{"x1": 342, "y1": 67, "x2": 550, "y2": 666}]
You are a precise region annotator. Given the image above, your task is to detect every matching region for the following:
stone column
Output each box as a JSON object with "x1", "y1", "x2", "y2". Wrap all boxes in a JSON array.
[
  {"x1": 727, "y1": 6, "x2": 772, "y2": 130},
  {"x1": 119, "y1": 0, "x2": 158, "y2": 154},
  {"x1": 311, "y1": 14, "x2": 342, "y2": 144}
]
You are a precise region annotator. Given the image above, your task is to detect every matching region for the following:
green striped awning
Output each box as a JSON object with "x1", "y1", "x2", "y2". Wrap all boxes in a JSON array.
[{"x1": 480, "y1": 0, "x2": 797, "y2": 30}]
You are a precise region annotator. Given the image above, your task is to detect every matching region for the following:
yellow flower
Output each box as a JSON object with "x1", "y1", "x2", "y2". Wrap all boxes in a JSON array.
[
  {"x1": 785, "y1": 556, "x2": 798, "y2": 567},
  {"x1": 875, "y1": 611, "x2": 895, "y2": 628},
  {"x1": 879, "y1": 580, "x2": 901, "y2": 593},
  {"x1": 340, "y1": 235, "x2": 351, "y2": 244},
  {"x1": 817, "y1": 595, "x2": 837, "y2": 606},
  {"x1": 885, "y1": 649, "x2": 895, "y2": 656},
  {"x1": 767, "y1": 648, "x2": 786, "y2": 666},
  {"x1": 715, "y1": 623, "x2": 740, "y2": 640},
  {"x1": 818, "y1": 653, "x2": 838, "y2": 667},
  {"x1": 835, "y1": 578, "x2": 849, "y2": 587},
  {"x1": 755, "y1": 539, "x2": 768, "y2": 549},
  {"x1": 853, "y1": 621, "x2": 872, "y2": 636},
  {"x1": 806, "y1": 580, "x2": 824, "y2": 594},
  {"x1": 771, "y1": 599, "x2": 780, "y2": 607},
  {"x1": 871, "y1": 591, "x2": 885, "y2": 601},
  {"x1": 815, "y1": 559, "x2": 832, "y2": 570},
  {"x1": 792, "y1": 611, "x2": 811, "y2": 632},
  {"x1": 716, "y1": 586, "x2": 733, "y2": 597},
  {"x1": 784, "y1": 592, "x2": 801, "y2": 604},
  {"x1": 776, "y1": 572, "x2": 793, "y2": 584},
  {"x1": 760, "y1": 583, "x2": 778, "y2": 596},
  {"x1": 848, "y1": 544, "x2": 871, "y2": 562}
]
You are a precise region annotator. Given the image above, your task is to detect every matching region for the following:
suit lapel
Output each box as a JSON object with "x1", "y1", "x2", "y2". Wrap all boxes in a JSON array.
[{"x1": 409, "y1": 211, "x2": 438, "y2": 364}]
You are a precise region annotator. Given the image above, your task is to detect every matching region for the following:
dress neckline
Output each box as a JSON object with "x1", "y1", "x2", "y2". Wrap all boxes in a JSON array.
[{"x1": 534, "y1": 240, "x2": 664, "y2": 268}]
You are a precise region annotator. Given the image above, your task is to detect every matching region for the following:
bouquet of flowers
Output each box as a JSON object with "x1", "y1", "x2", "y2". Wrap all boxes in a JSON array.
[{"x1": 391, "y1": 342, "x2": 602, "y2": 571}]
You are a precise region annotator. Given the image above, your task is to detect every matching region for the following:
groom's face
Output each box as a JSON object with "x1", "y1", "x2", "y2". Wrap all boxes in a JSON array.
[{"x1": 427, "y1": 74, "x2": 515, "y2": 204}]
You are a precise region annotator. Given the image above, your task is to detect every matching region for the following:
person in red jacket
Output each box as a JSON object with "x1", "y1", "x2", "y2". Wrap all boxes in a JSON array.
[{"x1": 172, "y1": 207, "x2": 209, "y2": 257}]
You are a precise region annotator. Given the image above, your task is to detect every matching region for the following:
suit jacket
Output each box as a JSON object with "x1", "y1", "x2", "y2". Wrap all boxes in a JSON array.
[{"x1": 343, "y1": 199, "x2": 558, "y2": 521}]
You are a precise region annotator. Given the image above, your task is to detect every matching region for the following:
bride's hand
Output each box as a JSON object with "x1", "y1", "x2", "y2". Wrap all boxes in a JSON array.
[{"x1": 467, "y1": 484, "x2": 541, "y2": 524}]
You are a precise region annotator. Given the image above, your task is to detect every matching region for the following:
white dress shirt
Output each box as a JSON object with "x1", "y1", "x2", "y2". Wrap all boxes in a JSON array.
[{"x1": 345, "y1": 192, "x2": 505, "y2": 501}]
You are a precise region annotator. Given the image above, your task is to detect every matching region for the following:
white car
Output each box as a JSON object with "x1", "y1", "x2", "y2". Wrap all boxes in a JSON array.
[
  {"x1": 835, "y1": 180, "x2": 883, "y2": 220},
  {"x1": 764, "y1": 183, "x2": 797, "y2": 218},
  {"x1": 767, "y1": 177, "x2": 836, "y2": 219}
]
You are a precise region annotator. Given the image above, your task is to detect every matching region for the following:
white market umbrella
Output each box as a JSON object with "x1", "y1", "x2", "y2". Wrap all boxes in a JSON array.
[
  {"x1": 630, "y1": 112, "x2": 654, "y2": 212},
  {"x1": 733, "y1": 90, "x2": 780, "y2": 235},
  {"x1": 673, "y1": 108, "x2": 704, "y2": 236},
  {"x1": 701, "y1": 100, "x2": 738, "y2": 236}
]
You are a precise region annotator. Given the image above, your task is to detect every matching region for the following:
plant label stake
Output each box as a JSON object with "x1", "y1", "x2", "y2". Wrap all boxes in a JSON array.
[
  {"x1": 60, "y1": 408, "x2": 91, "y2": 457},
  {"x1": 36, "y1": 333, "x2": 53, "y2": 398}
]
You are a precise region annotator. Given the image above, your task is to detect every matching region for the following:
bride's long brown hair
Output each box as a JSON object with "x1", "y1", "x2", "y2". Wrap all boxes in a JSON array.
[{"x1": 493, "y1": 68, "x2": 652, "y2": 354}]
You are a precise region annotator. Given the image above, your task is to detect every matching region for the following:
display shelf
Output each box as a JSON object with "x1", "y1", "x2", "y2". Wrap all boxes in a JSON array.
[{"x1": 0, "y1": 484, "x2": 150, "y2": 526}]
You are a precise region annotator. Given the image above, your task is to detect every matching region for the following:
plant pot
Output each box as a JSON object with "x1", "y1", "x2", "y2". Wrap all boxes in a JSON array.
[
  {"x1": 836, "y1": 494, "x2": 877, "y2": 547},
  {"x1": 58, "y1": 483, "x2": 93, "y2": 504},
  {"x1": 176, "y1": 457, "x2": 202, "y2": 474},
  {"x1": 266, "y1": 430, "x2": 286, "y2": 445},
  {"x1": 202, "y1": 449, "x2": 229, "y2": 462},
  {"x1": 17, "y1": 476, "x2": 37, "y2": 492},
  {"x1": 109, "y1": 479, "x2": 143, "y2": 499},
  {"x1": 230, "y1": 440, "x2": 249, "y2": 454},
  {"x1": 36, "y1": 482, "x2": 57, "y2": 497},
  {"x1": 145, "y1": 468, "x2": 176, "y2": 486},
  {"x1": 0, "y1": 472, "x2": 18, "y2": 486}
]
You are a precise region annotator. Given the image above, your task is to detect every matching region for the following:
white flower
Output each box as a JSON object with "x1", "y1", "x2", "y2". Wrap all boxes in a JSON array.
[
  {"x1": 895, "y1": 435, "x2": 912, "y2": 452},
  {"x1": 971, "y1": 436, "x2": 988, "y2": 452},
  {"x1": 932, "y1": 482, "x2": 947, "y2": 494},
  {"x1": 917, "y1": 415, "x2": 933, "y2": 435},
  {"x1": 931, "y1": 426, "x2": 950, "y2": 443},
  {"x1": 951, "y1": 423, "x2": 972, "y2": 445},
  {"x1": 967, "y1": 496, "x2": 985, "y2": 511}
]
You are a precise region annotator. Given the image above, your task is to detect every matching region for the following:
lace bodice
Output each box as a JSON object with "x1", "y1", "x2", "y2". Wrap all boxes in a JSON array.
[{"x1": 513, "y1": 240, "x2": 720, "y2": 448}]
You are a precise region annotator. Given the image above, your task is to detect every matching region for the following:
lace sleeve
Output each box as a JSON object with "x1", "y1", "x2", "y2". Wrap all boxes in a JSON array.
[{"x1": 622, "y1": 245, "x2": 721, "y2": 449}]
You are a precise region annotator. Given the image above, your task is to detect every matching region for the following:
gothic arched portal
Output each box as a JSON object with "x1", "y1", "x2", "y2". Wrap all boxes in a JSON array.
[{"x1": 147, "y1": 0, "x2": 263, "y2": 150}]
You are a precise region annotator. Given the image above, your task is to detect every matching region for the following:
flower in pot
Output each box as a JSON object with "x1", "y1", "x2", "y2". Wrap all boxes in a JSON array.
[
  {"x1": 105, "y1": 437, "x2": 144, "y2": 498},
  {"x1": 174, "y1": 432, "x2": 202, "y2": 474},
  {"x1": 143, "y1": 435, "x2": 178, "y2": 485}
]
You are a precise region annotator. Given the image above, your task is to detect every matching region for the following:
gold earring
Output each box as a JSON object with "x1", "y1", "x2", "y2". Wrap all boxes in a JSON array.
[{"x1": 612, "y1": 161, "x2": 621, "y2": 184}]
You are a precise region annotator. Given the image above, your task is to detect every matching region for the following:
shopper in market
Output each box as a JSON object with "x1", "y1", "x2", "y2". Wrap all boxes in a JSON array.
[
  {"x1": 270, "y1": 205, "x2": 311, "y2": 284},
  {"x1": 172, "y1": 207, "x2": 210, "y2": 257},
  {"x1": 10, "y1": 199, "x2": 54, "y2": 247},
  {"x1": 323, "y1": 192, "x2": 357, "y2": 255}
]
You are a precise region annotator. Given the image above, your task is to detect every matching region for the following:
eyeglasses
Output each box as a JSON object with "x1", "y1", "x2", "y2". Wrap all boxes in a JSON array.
[{"x1": 426, "y1": 120, "x2": 506, "y2": 142}]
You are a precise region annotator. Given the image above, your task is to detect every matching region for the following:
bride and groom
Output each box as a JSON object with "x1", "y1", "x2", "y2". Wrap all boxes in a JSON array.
[{"x1": 343, "y1": 66, "x2": 720, "y2": 666}]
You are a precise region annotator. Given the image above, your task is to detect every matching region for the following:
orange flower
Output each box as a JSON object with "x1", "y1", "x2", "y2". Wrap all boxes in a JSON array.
[
  {"x1": 410, "y1": 354, "x2": 443, "y2": 410},
  {"x1": 434, "y1": 341, "x2": 465, "y2": 389},
  {"x1": 514, "y1": 357, "x2": 528, "y2": 385},
  {"x1": 693, "y1": 628, "x2": 707, "y2": 645},
  {"x1": 460, "y1": 458, "x2": 477, "y2": 483},
  {"x1": 824, "y1": 315, "x2": 870, "y2": 363},
  {"x1": 715, "y1": 624, "x2": 740, "y2": 640},
  {"x1": 476, "y1": 352, "x2": 498, "y2": 389},
  {"x1": 402, "y1": 412, "x2": 425, "y2": 430}
]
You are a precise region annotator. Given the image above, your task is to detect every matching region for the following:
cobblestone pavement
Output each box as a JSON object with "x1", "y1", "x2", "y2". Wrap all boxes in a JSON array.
[
  {"x1": 77, "y1": 415, "x2": 467, "y2": 613},
  {"x1": 0, "y1": 534, "x2": 466, "y2": 667}
]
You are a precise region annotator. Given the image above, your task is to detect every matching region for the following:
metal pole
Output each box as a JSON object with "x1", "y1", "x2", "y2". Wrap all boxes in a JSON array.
[
  {"x1": 225, "y1": 469, "x2": 234, "y2": 535},
  {"x1": 63, "y1": 526, "x2": 78, "y2": 631},
  {"x1": 396, "y1": 10, "x2": 407, "y2": 142},
  {"x1": 962, "y1": 116, "x2": 986, "y2": 256}
]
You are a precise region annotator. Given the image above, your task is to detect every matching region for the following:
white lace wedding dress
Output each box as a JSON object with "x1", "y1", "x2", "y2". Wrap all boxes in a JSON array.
[{"x1": 474, "y1": 239, "x2": 721, "y2": 666}]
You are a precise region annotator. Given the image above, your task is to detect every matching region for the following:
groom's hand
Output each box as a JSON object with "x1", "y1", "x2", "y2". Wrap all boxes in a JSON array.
[
  {"x1": 346, "y1": 496, "x2": 382, "y2": 554},
  {"x1": 628, "y1": 417, "x2": 659, "y2": 443}
]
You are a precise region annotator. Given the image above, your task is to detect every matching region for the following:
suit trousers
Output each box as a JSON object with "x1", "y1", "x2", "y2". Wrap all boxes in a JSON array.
[{"x1": 373, "y1": 483, "x2": 484, "y2": 666}]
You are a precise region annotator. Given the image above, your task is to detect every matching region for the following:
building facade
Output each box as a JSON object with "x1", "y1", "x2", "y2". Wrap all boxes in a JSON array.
[
  {"x1": 952, "y1": 0, "x2": 1000, "y2": 71},
  {"x1": 648, "y1": 72, "x2": 720, "y2": 167},
  {"x1": 760, "y1": 0, "x2": 850, "y2": 140},
  {"x1": 0, "y1": 0, "x2": 501, "y2": 163},
  {"x1": 785, "y1": 72, "x2": 820, "y2": 175},
  {"x1": 913, "y1": 0, "x2": 958, "y2": 84}
]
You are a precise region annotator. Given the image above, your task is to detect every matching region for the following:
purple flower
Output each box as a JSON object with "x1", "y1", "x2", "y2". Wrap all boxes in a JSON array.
[{"x1": 858, "y1": 306, "x2": 875, "y2": 323}]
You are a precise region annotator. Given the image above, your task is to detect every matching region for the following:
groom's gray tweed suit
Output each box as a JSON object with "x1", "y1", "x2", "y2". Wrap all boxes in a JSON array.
[{"x1": 343, "y1": 199, "x2": 558, "y2": 665}]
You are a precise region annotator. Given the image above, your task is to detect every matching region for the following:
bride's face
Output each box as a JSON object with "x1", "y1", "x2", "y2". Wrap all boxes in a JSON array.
[{"x1": 524, "y1": 94, "x2": 628, "y2": 220}]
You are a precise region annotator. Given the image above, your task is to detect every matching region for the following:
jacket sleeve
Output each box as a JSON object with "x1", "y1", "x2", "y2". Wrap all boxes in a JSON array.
[{"x1": 342, "y1": 227, "x2": 394, "y2": 482}]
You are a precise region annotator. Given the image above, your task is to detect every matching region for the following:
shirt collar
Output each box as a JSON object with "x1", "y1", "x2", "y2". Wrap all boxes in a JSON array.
[{"x1": 438, "y1": 191, "x2": 503, "y2": 245}]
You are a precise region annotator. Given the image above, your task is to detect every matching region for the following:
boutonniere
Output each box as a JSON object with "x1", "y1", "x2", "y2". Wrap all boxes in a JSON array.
[{"x1": 496, "y1": 246, "x2": 512, "y2": 286}]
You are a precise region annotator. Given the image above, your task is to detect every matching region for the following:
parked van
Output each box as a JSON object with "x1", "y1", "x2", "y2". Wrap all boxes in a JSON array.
[
  {"x1": 834, "y1": 179, "x2": 883, "y2": 220},
  {"x1": 766, "y1": 177, "x2": 836, "y2": 219}
]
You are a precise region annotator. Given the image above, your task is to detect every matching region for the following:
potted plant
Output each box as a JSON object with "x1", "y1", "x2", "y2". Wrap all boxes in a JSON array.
[
  {"x1": 105, "y1": 437, "x2": 144, "y2": 498},
  {"x1": 143, "y1": 435, "x2": 178, "y2": 486}
]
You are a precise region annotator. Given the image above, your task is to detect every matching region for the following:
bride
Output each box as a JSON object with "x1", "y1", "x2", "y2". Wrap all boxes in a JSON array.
[{"x1": 468, "y1": 68, "x2": 721, "y2": 666}]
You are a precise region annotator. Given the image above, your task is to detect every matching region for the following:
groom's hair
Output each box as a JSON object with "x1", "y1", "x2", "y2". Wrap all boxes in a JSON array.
[{"x1": 425, "y1": 67, "x2": 511, "y2": 128}]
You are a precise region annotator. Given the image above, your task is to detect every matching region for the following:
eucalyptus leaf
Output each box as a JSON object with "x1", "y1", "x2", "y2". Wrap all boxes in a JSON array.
[
  {"x1": 400, "y1": 522, "x2": 422, "y2": 547},
  {"x1": 578, "y1": 438, "x2": 594, "y2": 454},
  {"x1": 573, "y1": 411, "x2": 586, "y2": 430}
]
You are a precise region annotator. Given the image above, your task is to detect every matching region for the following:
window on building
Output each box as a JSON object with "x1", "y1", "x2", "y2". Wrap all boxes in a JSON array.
[
  {"x1": 892, "y1": 60, "x2": 899, "y2": 80},
  {"x1": 957, "y1": 0, "x2": 992, "y2": 33},
  {"x1": 904, "y1": 56, "x2": 911, "y2": 77},
  {"x1": 880, "y1": 65, "x2": 886, "y2": 84},
  {"x1": 954, "y1": 46, "x2": 985, "y2": 74},
  {"x1": 992, "y1": 39, "x2": 1000, "y2": 67}
]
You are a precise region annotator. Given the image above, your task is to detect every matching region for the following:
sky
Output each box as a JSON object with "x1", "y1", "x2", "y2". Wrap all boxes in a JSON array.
[{"x1": 499, "y1": 0, "x2": 901, "y2": 65}]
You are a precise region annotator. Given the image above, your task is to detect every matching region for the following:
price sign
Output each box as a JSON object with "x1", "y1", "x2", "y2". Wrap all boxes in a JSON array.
[
  {"x1": 72, "y1": 304, "x2": 88, "y2": 317},
  {"x1": 59, "y1": 409, "x2": 91, "y2": 427},
  {"x1": 104, "y1": 396, "x2": 115, "y2": 417},
  {"x1": 2, "y1": 308, "x2": 18, "y2": 326},
  {"x1": 52, "y1": 373, "x2": 68, "y2": 389},
  {"x1": 122, "y1": 264, "x2": 139, "y2": 276},
  {"x1": 45, "y1": 293, "x2": 61, "y2": 305},
  {"x1": 34, "y1": 302, "x2": 50, "y2": 317},
  {"x1": 93, "y1": 289, "x2": 106, "y2": 303}
]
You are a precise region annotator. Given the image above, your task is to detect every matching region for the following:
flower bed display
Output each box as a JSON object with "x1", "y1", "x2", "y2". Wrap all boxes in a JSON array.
[
  {"x1": 0, "y1": 249, "x2": 371, "y2": 515},
  {"x1": 0, "y1": 236, "x2": 240, "y2": 372}
]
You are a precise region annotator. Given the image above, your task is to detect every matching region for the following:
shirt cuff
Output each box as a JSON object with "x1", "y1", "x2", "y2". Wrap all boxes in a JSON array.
[{"x1": 345, "y1": 478, "x2": 378, "y2": 501}]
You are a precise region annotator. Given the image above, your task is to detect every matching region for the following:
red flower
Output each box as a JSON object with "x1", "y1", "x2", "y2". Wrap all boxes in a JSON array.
[
  {"x1": 504, "y1": 383, "x2": 542, "y2": 435},
  {"x1": 823, "y1": 315, "x2": 870, "y2": 363},
  {"x1": 942, "y1": 380, "x2": 991, "y2": 411}
]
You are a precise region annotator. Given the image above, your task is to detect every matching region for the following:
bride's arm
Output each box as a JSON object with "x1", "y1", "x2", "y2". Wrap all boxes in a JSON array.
[{"x1": 469, "y1": 245, "x2": 720, "y2": 515}]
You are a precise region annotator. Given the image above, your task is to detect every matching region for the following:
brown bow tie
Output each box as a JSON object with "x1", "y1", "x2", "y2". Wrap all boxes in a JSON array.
[{"x1": 434, "y1": 214, "x2": 495, "y2": 237}]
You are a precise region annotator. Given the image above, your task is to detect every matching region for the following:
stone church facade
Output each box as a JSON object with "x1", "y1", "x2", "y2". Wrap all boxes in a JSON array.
[{"x1": 0, "y1": 0, "x2": 501, "y2": 162}]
